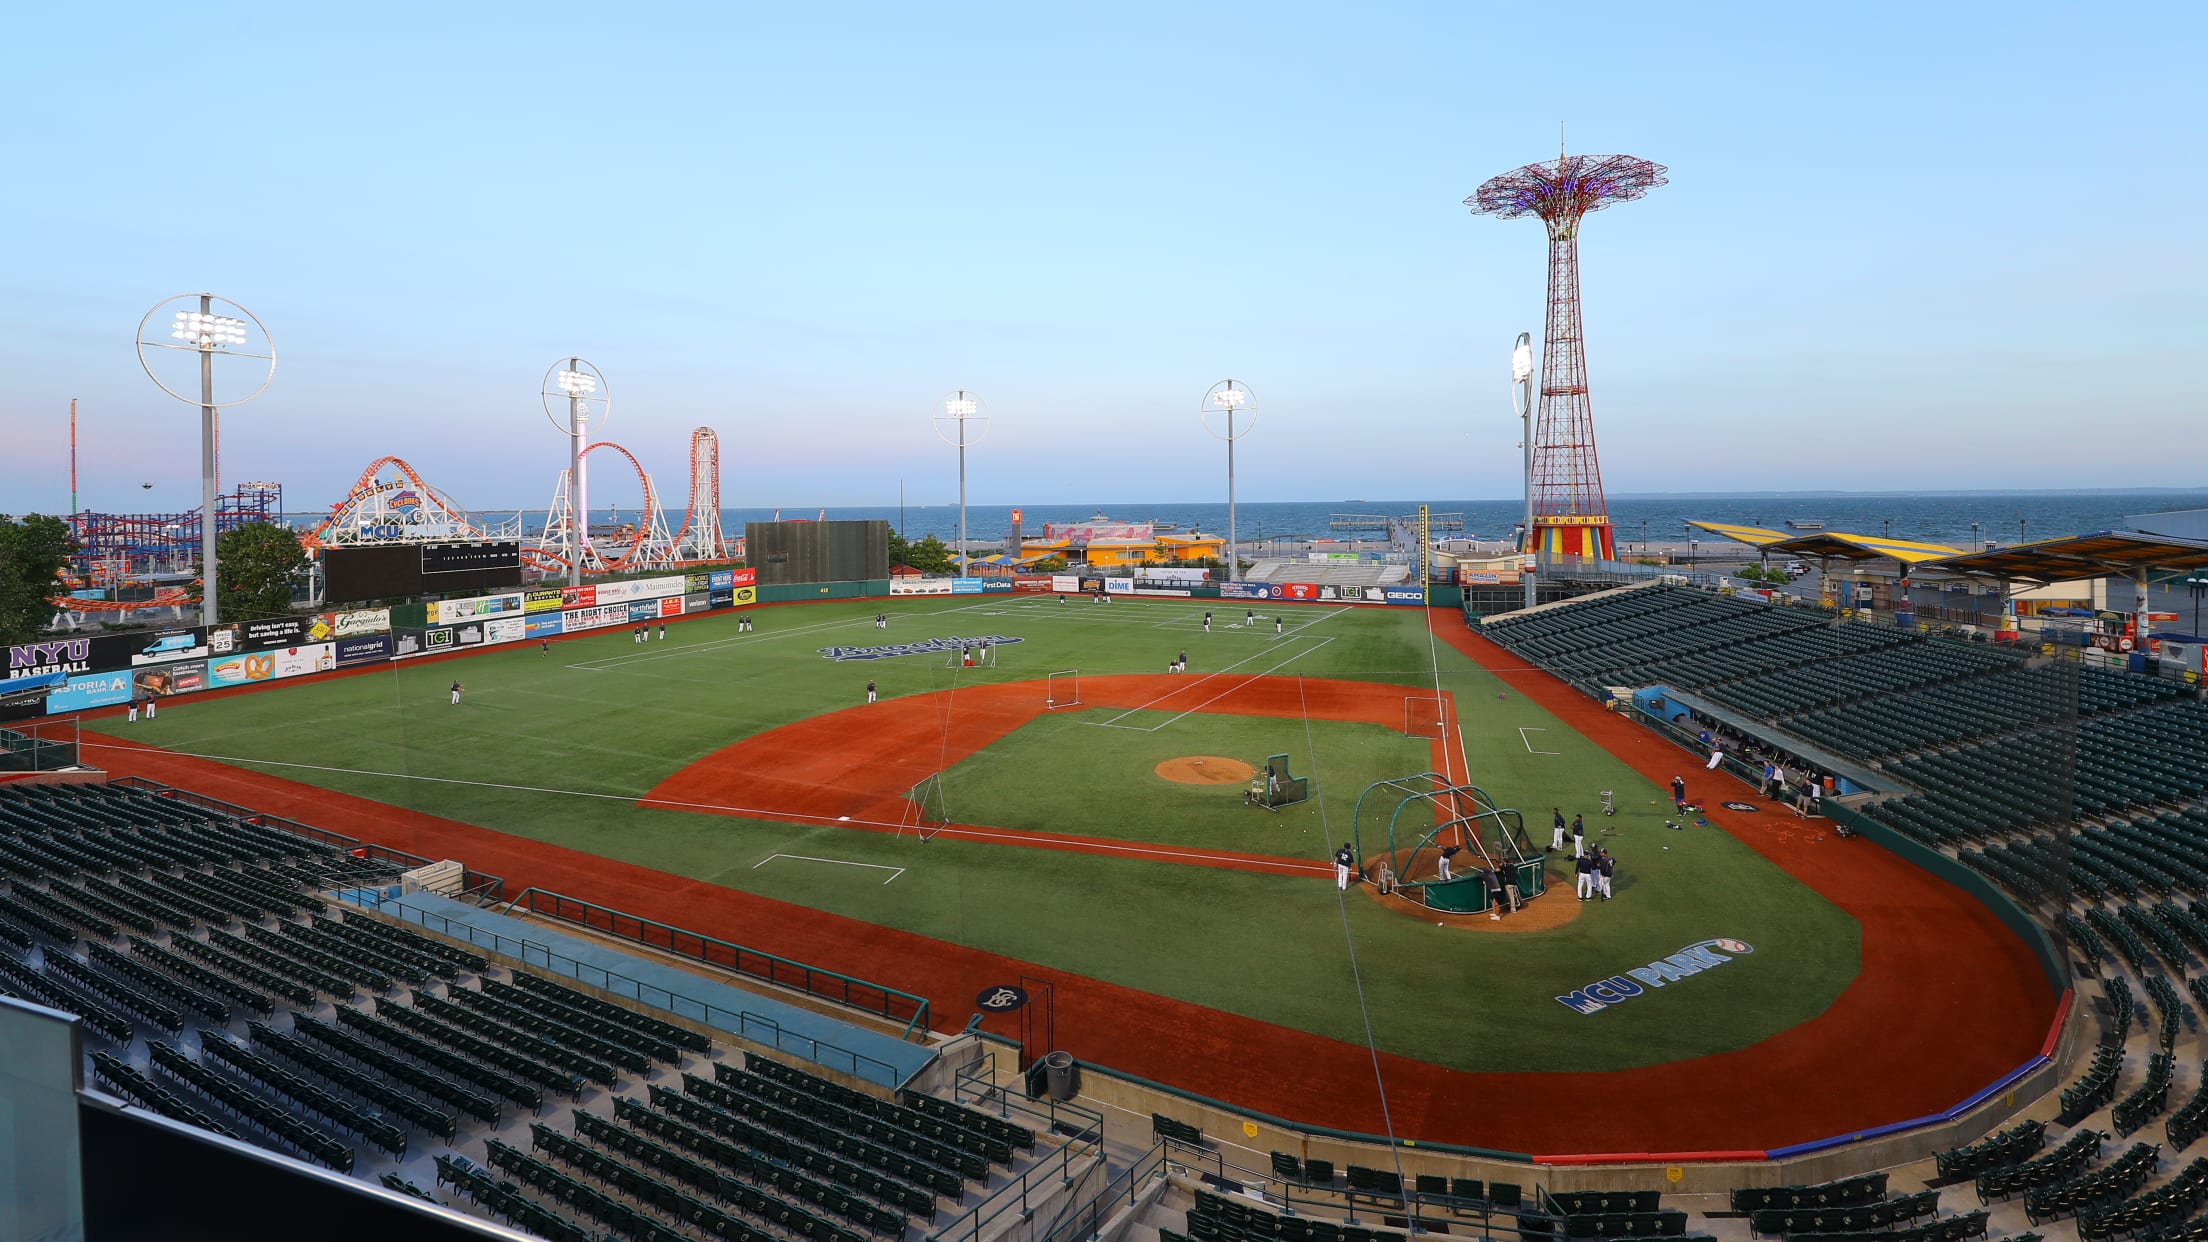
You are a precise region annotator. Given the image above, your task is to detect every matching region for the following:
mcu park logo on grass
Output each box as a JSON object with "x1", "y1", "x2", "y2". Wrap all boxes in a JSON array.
[
  {"x1": 817, "y1": 635, "x2": 1024, "y2": 662},
  {"x1": 1556, "y1": 938, "x2": 1754, "y2": 1016}
]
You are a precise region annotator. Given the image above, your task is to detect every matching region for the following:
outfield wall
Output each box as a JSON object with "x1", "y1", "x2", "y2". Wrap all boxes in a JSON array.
[{"x1": 2, "y1": 569, "x2": 760, "y2": 719}]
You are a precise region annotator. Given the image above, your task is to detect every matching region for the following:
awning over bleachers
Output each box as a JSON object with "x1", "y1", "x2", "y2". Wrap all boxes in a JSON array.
[
  {"x1": 1684, "y1": 520, "x2": 1793, "y2": 548},
  {"x1": 1915, "y1": 531, "x2": 2208, "y2": 585}
]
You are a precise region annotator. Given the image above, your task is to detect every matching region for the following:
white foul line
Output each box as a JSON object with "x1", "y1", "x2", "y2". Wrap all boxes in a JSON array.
[
  {"x1": 752, "y1": 853, "x2": 905, "y2": 884},
  {"x1": 1518, "y1": 727, "x2": 1559, "y2": 755}
]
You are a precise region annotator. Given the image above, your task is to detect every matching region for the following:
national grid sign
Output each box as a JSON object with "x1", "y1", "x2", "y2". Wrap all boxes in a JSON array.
[
  {"x1": 1556, "y1": 938, "x2": 1754, "y2": 1015},
  {"x1": 818, "y1": 636, "x2": 1023, "y2": 662}
]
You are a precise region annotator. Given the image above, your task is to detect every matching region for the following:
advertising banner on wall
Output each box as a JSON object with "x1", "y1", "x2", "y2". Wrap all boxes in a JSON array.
[
  {"x1": 272, "y1": 644, "x2": 336, "y2": 678},
  {"x1": 134, "y1": 661, "x2": 205, "y2": 699},
  {"x1": 950, "y1": 578, "x2": 984, "y2": 595},
  {"x1": 123, "y1": 628, "x2": 210, "y2": 666},
  {"x1": 524, "y1": 614, "x2": 565, "y2": 639},
  {"x1": 423, "y1": 627, "x2": 457, "y2": 654},
  {"x1": 207, "y1": 651, "x2": 278, "y2": 688},
  {"x1": 1218, "y1": 582, "x2": 1279, "y2": 600},
  {"x1": 524, "y1": 589, "x2": 566, "y2": 614},
  {"x1": 434, "y1": 593, "x2": 524, "y2": 625},
  {"x1": 592, "y1": 576, "x2": 686, "y2": 605},
  {"x1": 454, "y1": 623, "x2": 486, "y2": 647},
  {"x1": 684, "y1": 592, "x2": 711, "y2": 612},
  {"x1": 1050, "y1": 575, "x2": 1083, "y2": 593},
  {"x1": 981, "y1": 580, "x2": 1014, "y2": 593},
  {"x1": 627, "y1": 600, "x2": 661, "y2": 623},
  {"x1": 310, "y1": 609, "x2": 390, "y2": 641},
  {"x1": 239, "y1": 614, "x2": 309, "y2": 649},
  {"x1": 45, "y1": 671, "x2": 133, "y2": 714},
  {"x1": 11, "y1": 638, "x2": 93, "y2": 678},
  {"x1": 1131, "y1": 586, "x2": 1192, "y2": 597},
  {"x1": 709, "y1": 570, "x2": 736, "y2": 590},
  {"x1": 733, "y1": 586, "x2": 755, "y2": 606},
  {"x1": 890, "y1": 579, "x2": 953, "y2": 596},
  {"x1": 1104, "y1": 577, "x2": 1135, "y2": 594},
  {"x1": 1277, "y1": 582, "x2": 1324, "y2": 602},
  {"x1": 709, "y1": 589, "x2": 735, "y2": 608},
  {"x1": 685, "y1": 572, "x2": 711, "y2": 594},
  {"x1": 562, "y1": 603, "x2": 629, "y2": 632},
  {"x1": 484, "y1": 617, "x2": 526, "y2": 645},
  {"x1": 392, "y1": 631, "x2": 426, "y2": 659},
  {"x1": 1365, "y1": 586, "x2": 1429, "y2": 606},
  {"x1": 335, "y1": 634, "x2": 393, "y2": 666}
]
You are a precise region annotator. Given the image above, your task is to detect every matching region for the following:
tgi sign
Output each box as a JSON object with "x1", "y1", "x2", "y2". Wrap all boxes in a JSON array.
[{"x1": 1556, "y1": 938, "x2": 1753, "y2": 1016}]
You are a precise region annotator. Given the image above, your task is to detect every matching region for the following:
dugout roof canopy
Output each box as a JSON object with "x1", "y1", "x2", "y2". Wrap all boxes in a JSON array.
[{"x1": 1915, "y1": 531, "x2": 2208, "y2": 586}]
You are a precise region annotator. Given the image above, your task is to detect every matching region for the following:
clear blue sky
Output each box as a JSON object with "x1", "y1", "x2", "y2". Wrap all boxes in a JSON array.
[{"x1": 3, "y1": 3, "x2": 2201, "y2": 515}]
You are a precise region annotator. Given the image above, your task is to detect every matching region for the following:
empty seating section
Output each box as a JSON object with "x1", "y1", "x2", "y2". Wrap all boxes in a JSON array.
[
  {"x1": 1730, "y1": 1172, "x2": 1889, "y2": 1213},
  {"x1": 2078, "y1": 1155, "x2": 2208, "y2": 1240},
  {"x1": 1748, "y1": 1189, "x2": 1936, "y2": 1236},
  {"x1": 1485, "y1": 587, "x2": 1837, "y2": 688},
  {"x1": 5, "y1": 779, "x2": 1060, "y2": 1240},
  {"x1": 1934, "y1": 1118, "x2": 2046, "y2": 1180},
  {"x1": 2023, "y1": 1140, "x2": 2159, "y2": 1225},
  {"x1": 1978, "y1": 1129, "x2": 2103, "y2": 1201}
]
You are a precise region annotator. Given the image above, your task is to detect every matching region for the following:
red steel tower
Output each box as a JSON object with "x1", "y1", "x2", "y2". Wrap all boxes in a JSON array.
[{"x1": 1469, "y1": 150, "x2": 1666, "y2": 561}]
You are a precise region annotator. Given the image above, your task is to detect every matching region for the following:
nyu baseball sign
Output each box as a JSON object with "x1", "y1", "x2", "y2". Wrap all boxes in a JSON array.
[{"x1": 1556, "y1": 938, "x2": 1754, "y2": 1015}]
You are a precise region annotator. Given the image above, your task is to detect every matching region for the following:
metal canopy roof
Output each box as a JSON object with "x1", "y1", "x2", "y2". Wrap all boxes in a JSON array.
[
  {"x1": 1764, "y1": 531, "x2": 1964, "y2": 565},
  {"x1": 1916, "y1": 530, "x2": 2208, "y2": 585},
  {"x1": 1684, "y1": 520, "x2": 1792, "y2": 547}
]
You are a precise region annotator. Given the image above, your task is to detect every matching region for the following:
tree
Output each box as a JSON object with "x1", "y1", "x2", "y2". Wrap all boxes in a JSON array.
[
  {"x1": 0, "y1": 514, "x2": 75, "y2": 645},
  {"x1": 1030, "y1": 555, "x2": 1069, "y2": 574},
  {"x1": 212, "y1": 521, "x2": 307, "y2": 622},
  {"x1": 903, "y1": 535, "x2": 957, "y2": 575}
]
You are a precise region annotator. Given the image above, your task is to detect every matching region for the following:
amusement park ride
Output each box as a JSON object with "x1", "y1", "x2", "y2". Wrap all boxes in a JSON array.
[
  {"x1": 52, "y1": 428, "x2": 732, "y2": 624},
  {"x1": 303, "y1": 426, "x2": 733, "y2": 575}
]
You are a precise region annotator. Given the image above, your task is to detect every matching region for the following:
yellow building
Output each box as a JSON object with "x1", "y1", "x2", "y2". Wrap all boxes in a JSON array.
[{"x1": 1017, "y1": 521, "x2": 1225, "y2": 570}]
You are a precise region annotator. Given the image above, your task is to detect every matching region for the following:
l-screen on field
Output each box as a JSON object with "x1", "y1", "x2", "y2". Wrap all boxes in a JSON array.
[{"x1": 109, "y1": 595, "x2": 1861, "y2": 1073}]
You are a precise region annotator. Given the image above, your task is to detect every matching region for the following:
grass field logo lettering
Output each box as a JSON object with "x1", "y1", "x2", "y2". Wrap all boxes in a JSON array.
[
  {"x1": 818, "y1": 635, "x2": 1024, "y2": 662},
  {"x1": 1556, "y1": 937, "x2": 1754, "y2": 1016}
]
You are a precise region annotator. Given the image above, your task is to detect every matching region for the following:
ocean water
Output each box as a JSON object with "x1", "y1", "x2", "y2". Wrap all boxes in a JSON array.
[{"x1": 444, "y1": 491, "x2": 2208, "y2": 550}]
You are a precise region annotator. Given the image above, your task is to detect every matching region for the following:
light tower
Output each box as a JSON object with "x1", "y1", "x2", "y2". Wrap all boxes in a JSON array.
[
  {"x1": 1200, "y1": 380, "x2": 1258, "y2": 582},
  {"x1": 134, "y1": 294, "x2": 276, "y2": 628},
  {"x1": 932, "y1": 391, "x2": 988, "y2": 574},
  {"x1": 1469, "y1": 148, "x2": 1667, "y2": 562},
  {"x1": 541, "y1": 358, "x2": 610, "y2": 586}
]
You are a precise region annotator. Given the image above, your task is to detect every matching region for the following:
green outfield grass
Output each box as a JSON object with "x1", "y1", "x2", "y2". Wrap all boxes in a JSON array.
[{"x1": 97, "y1": 595, "x2": 1861, "y2": 1072}]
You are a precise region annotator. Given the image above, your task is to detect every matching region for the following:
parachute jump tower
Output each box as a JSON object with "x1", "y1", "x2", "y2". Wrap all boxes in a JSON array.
[{"x1": 1469, "y1": 147, "x2": 1666, "y2": 562}]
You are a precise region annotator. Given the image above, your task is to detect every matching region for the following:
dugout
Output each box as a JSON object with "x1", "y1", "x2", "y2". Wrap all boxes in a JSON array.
[{"x1": 745, "y1": 519, "x2": 890, "y2": 586}]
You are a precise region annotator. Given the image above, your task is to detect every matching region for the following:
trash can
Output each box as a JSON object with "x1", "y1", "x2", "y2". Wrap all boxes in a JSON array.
[{"x1": 1042, "y1": 1050, "x2": 1079, "y2": 1101}]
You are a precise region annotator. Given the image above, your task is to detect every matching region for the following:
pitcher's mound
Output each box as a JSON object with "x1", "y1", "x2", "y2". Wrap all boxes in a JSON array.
[{"x1": 1156, "y1": 756, "x2": 1257, "y2": 785}]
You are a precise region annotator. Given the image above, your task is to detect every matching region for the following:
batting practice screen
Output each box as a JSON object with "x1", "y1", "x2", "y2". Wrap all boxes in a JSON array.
[{"x1": 744, "y1": 520, "x2": 889, "y2": 585}]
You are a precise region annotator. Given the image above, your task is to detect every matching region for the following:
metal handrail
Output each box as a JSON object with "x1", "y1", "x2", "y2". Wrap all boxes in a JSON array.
[
  {"x1": 358, "y1": 891, "x2": 907, "y2": 1088},
  {"x1": 500, "y1": 887, "x2": 930, "y2": 1038}
]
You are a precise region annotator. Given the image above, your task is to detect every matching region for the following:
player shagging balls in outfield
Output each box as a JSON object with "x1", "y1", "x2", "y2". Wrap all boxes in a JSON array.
[
  {"x1": 450, "y1": 681, "x2": 463, "y2": 706},
  {"x1": 1333, "y1": 843, "x2": 1356, "y2": 890},
  {"x1": 866, "y1": 679, "x2": 877, "y2": 704}
]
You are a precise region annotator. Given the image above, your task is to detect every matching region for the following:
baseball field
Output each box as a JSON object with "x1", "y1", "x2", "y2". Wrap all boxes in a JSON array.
[{"x1": 79, "y1": 594, "x2": 2059, "y2": 1152}]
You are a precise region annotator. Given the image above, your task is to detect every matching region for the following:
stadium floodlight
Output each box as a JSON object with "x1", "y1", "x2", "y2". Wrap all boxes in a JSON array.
[
  {"x1": 542, "y1": 357, "x2": 612, "y2": 586},
  {"x1": 932, "y1": 391, "x2": 990, "y2": 574},
  {"x1": 135, "y1": 293, "x2": 277, "y2": 628},
  {"x1": 1200, "y1": 380, "x2": 1259, "y2": 582},
  {"x1": 1510, "y1": 332, "x2": 1536, "y2": 609}
]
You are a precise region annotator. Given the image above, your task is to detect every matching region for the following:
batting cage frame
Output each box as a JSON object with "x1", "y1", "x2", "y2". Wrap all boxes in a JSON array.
[{"x1": 1350, "y1": 773, "x2": 1543, "y2": 916}]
